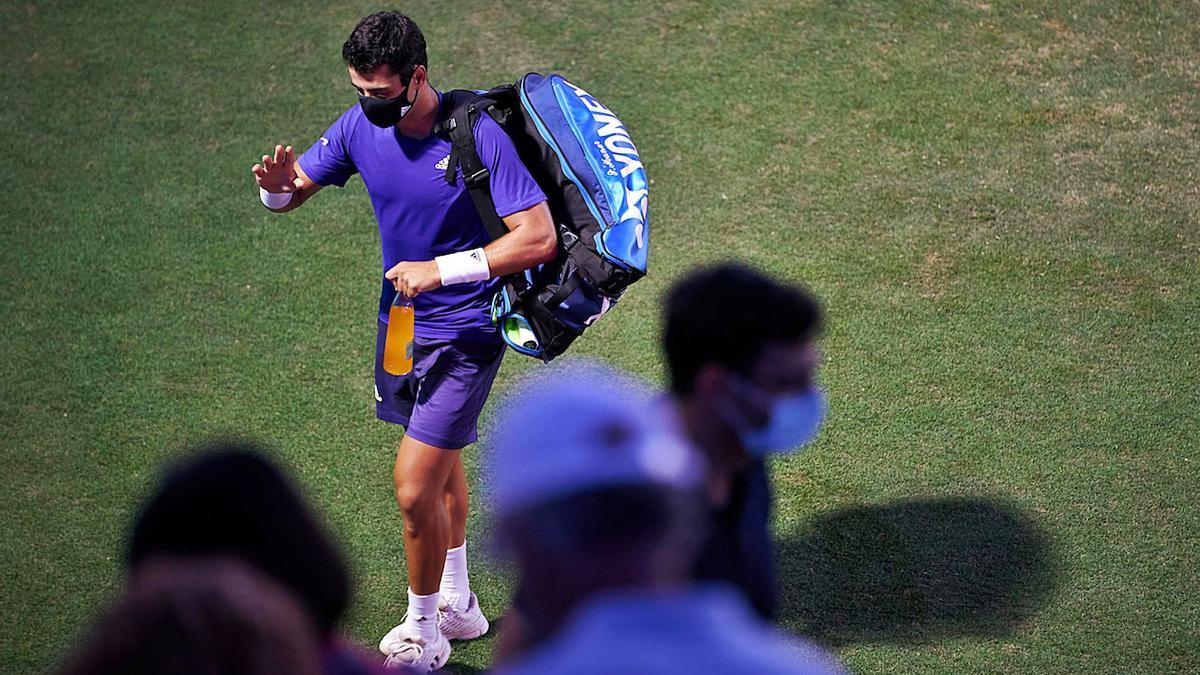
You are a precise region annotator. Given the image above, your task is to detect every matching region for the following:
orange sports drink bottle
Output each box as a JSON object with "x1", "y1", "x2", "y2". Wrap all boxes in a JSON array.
[{"x1": 383, "y1": 292, "x2": 414, "y2": 376}]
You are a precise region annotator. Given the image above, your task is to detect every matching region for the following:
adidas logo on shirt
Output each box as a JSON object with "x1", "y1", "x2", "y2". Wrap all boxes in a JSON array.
[{"x1": 435, "y1": 155, "x2": 450, "y2": 171}]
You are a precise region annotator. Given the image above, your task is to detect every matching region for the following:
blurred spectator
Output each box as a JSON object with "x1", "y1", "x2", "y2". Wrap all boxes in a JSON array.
[
  {"x1": 57, "y1": 556, "x2": 322, "y2": 675},
  {"x1": 488, "y1": 361, "x2": 844, "y2": 674},
  {"x1": 126, "y1": 441, "x2": 393, "y2": 674},
  {"x1": 663, "y1": 263, "x2": 826, "y2": 620}
]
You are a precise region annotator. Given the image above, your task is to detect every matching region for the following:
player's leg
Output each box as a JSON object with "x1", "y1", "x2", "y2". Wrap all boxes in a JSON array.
[
  {"x1": 377, "y1": 336, "x2": 502, "y2": 659},
  {"x1": 394, "y1": 435, "x2": 461, "y2": 595},
  {"x1": 443, "y1": 455, "x2": 468, "y2": 549},
  {"x1": 437, "y1": 456, "x2": 487, "y2": 638},
  {"x1": 440, "y1": 456, "x2": 472, "y2": 604},
  {"x1": 416, "y1": 340, "x2": 500, "y2": 641},
  {"x1": 379, "y1": 434, "x2": 458, "y2": 670}
]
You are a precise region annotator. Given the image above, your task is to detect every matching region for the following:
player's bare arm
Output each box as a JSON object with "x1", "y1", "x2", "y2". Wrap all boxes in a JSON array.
[
  {"x1": 385, "y1": 200, "x2": 556, "y2": 297},
  {"x1": 251, "y1": 144, "x2": 322, "y2": 212}
]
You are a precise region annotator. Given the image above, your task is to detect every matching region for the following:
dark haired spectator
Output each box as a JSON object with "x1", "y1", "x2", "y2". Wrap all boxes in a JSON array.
[
  {"x1": 58, "y1": 557, "x2": 322, "y2": 675},
  {"x1": 663, "y1": 263, "x2": 826, "y2": 620},
  {"x1": 128, "y1": 444, "x2": 349, "y2": 633},
  {"x1": 489, "y1": 361, "x2": 844, "y2": 674},
  {"x1": 127, "y1": 442, "x2": 393, "y2": 674}
]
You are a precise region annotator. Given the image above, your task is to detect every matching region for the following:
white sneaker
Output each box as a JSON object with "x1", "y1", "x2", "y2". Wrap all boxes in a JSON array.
[
  {"x1": 438, "y1": 592, "x2": 490, "y2": 641},
  {"x1": 379, "y1": 617, "x2": 451, "y2": 672}
]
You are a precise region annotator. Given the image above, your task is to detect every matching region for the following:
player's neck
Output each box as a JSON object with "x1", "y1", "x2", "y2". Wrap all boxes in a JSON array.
[{"x1": 395, "y1": 84, "x2": 440, "y2": 139}]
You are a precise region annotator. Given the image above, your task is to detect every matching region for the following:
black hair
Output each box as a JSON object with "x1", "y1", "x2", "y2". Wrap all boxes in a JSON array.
[
  {"x1": 341, "y1": 11, "x2": 427, "y2": 80},
  {"x1": 58, "y1": 558, "x2": 321, "y2": 675},
  {"x1": 663, "y1": 262, "x2": 823, "y2": 395},
  {"x1": 126, "y1": 441, "x2": 350, "y2": 637}
]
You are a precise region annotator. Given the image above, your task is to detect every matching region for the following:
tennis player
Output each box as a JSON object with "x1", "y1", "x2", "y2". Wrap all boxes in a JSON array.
[{"x1": 252, "y1": 11, "x2": 555, "y2": 671}]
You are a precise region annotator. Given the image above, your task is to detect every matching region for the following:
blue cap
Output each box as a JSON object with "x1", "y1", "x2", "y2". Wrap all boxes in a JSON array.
[{"x1": 486, "y1": 359, "x2": 702, "y2": 518}]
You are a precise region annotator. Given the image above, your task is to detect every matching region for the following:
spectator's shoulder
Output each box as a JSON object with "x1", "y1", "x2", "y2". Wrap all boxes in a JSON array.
[
  {"x1": 704, "y1": 586, "x2": 846, "y2": 675},
  {"x1": 755, "y1": 630, "x2": 847, "y2": 675}
]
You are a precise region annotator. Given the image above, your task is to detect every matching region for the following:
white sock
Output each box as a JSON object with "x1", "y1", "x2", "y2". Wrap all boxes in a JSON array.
[
  {"x1": 439, "y1": 542, "x2": 470, "y2": 610},
  {"x1": 404, "y1": 588, "x2": 441, "y2": 642}
]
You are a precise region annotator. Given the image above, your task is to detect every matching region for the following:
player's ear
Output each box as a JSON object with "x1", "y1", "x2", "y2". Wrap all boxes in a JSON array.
[{"x1": 410, "y1": 65, "x2": 427, "y2": 89}]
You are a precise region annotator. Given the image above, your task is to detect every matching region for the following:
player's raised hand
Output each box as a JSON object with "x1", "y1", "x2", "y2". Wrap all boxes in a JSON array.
[{"x1": 251, "y1": 144, "x2": 298, "y2": 193}]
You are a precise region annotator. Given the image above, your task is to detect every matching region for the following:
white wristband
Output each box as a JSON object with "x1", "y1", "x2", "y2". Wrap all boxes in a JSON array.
[
  {"x1": 436, "y1": 248, "x2": 491, "y2": 285},
  {"x1": 260, "y1": 187, "x2": 294, "y2": 210}
]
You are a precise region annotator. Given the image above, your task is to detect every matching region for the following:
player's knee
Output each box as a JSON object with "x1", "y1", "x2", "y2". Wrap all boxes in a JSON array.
[{"x1": 394, "y1": 481, "x2": 438, "y2": 521}]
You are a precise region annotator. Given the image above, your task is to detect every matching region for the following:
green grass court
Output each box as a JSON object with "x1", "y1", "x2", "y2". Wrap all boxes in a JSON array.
[{"x1": 2, "y1": 1, "x2": 1197, "y2": 672}]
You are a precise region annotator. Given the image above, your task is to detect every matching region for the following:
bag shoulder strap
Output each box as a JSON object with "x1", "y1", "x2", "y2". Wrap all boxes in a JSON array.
[{"x1": 434, "y1": 89, "x2": 509, "y2": 242}]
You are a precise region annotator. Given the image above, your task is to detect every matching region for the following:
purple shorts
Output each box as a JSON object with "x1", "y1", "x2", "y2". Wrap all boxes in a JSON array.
[{"x1": 374, "y1": 318, "x2": 505, "y2": 449}]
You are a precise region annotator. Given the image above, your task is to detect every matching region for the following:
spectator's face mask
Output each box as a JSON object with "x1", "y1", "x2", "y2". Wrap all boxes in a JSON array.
[
  {"x1": 720, "y1": 375, "x2": 826, "y2": 456},
  {"x1": 359, "y1": 77, "x2": 416, "y2": 128}
]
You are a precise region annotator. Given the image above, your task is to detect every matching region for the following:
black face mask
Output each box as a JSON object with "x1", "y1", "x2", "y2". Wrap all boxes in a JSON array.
[{"x1": 358, "y1": 83, "x2": 416, "y2": 128}]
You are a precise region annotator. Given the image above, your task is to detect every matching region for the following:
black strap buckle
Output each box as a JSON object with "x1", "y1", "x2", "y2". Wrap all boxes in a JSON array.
[{"x1": 465, "y1": 167, "x2": 490, "y2": 187}]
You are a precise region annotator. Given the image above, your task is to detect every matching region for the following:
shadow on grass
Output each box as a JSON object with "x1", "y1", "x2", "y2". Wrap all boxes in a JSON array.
[{"x1": 777, "y1": 496, "x2": 1055, "y2": 647}]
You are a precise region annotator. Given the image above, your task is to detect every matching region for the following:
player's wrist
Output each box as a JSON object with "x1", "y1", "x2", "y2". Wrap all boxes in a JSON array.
[
  {"x1": 436, "y1": 248, "x2": 490, "y2": 285},
  {"x1": 259, "y1": 186, "x2": 294, "y2": 210}
]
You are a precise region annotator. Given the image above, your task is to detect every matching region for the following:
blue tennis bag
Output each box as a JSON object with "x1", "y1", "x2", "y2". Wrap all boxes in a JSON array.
[{"x1": 436, "y1": 73, "x2": 649, "y2": 361}]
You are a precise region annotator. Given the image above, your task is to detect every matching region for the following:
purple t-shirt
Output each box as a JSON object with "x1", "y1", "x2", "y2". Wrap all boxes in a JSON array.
[{"x1": 298, "y1": 92, "x2": 546, "y2": 342}]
